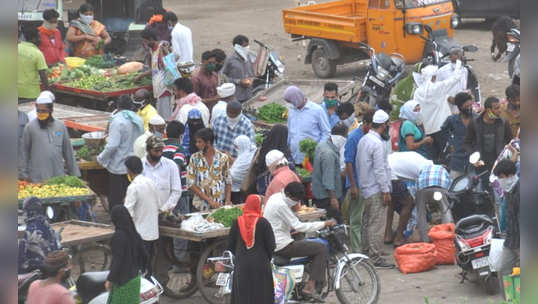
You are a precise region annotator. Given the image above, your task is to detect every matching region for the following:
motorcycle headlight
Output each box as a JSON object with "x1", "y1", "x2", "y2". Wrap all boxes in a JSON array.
[
  {"x1": 405, "y1": 23, "x2": 424, "y2": 35},
  {"x1": 376, "y1": 66, "x2": 389, "y2": 81},
  {"x1": 451, "y1": 14, "x2": 460, "y2": 29}
]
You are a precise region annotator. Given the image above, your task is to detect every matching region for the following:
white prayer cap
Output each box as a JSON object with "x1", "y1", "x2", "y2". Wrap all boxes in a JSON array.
[
  {"x1": 217, "y1": 83, "x2": 236, "y2": 98},
  {"x1": 36, "y1": 95, "x2": 53, "y2": 104},
  {"x1": 39, "y1": 90, "x2": 55, "y2": 101},
  {"x1": 149, "y1": 115, "x2": 166, "y2": 125},
  {"x1": 372, "y1": 110, "x2": 389, "y2": 124},
  {"x1": 265, "y1": 149, "x2": 288, "y2": 168}
]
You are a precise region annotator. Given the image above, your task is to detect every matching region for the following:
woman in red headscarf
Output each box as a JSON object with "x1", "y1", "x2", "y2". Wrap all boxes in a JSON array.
[{"x1": 227, "y1": 194, "x2": 276, "y2": 304}]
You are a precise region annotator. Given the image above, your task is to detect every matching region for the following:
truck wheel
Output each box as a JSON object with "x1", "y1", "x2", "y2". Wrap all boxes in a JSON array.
[{"x1": 312, "y1": 48, "x2": 337, "y2": 78}]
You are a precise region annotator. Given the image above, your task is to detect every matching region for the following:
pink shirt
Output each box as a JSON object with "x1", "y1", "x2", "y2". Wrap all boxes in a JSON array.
[
  {"x1": 27, "y1": 280, "x2": 74, "y2": 304},
  {"x1": 265, "y1": 166, "x2": 301, "y2": 202}
]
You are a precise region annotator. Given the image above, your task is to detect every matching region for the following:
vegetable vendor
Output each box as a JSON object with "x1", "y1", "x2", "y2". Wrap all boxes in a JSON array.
[
  {"x1": 66, "y1": 3, "x2": 111, "y2": 58},
  {"x1": 21, "y1": 93, "x2": 80, "y2": 183},
  {"x1": 38, "y1": 9, "x2": 66, "y2": 66}
]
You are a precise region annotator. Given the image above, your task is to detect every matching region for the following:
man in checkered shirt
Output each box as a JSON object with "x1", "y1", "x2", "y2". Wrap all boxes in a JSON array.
[
  {"x1": 415, "y1": 164, "x2": 453, "y2": 242},
  {"x1": 212, "y1": 100, "x2": 255, "y2": 158}
]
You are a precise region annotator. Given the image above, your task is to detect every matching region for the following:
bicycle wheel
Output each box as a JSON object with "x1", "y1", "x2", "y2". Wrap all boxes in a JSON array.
[
  {"x1": 161, "y1": 237, "x2": 198, "y2": 299},
  {"x1": 335, "y1": 258, "x2": 380, "y2": 304},
  {"x1": 196, "y1": 239, "x2": 231, "y2": 304},
  {"x1": 73, "y1": 244, "x2": 111, "y2": 276}
]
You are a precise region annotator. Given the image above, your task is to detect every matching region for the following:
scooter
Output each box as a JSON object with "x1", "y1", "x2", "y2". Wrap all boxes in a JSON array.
[
  {"x1": 252, "y1": 40, "x2": 286, "y2": 95},
  {"x1": 209, "y1": 225, "x2": 380, "y2": 304},
  {"x1": 356, "y1": 42, "x2": 406, "y2": 110},
  {"x1": 433, "y1": 152, "x2": 501, "y2": 294},
  {"x1": 504, "y1": 28, "x2": 520, "y2": 85}
]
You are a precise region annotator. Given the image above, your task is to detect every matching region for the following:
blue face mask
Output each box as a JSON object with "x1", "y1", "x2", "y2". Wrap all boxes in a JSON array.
[{"x1": 154, "y1": 131, "x2": 163, "y2": 138}]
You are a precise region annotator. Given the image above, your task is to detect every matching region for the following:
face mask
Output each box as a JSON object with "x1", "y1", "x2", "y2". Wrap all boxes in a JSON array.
[
  {"x1": 283, "y1": 193, "x2": 298, "y2": 208},
  {"x1": 487, "y1": 109, "x2": 499, "y2": 120},
  {"x1": 323, "y1": 97, "x2": 339, "y2": 108},
  {"x1": 381, "y1": 125, "x2": 390, "y2": 141},
  {"x1": 331, "y1": 135, "x2": 346, "y2": 151},
  {"x1": 342, "y1": 115, "x2": 355, "y2": 127},
  {"x1": 37, "y1": 112, "x2": 50, "y2": 121},
  {"x1": 205, "y1": 63, "x2": 217, "y2": 71},
  {"x1": 44, "y1": 21, "x2": 58, "y2": 31},
  {"x1": 498, "y1": 175, "x2": 518, "y2": 192},
  {"x1": 79, "y1": 14, "x2": 94, "y2": 25},
  {"x1": 227, "y1": 115, "x2": 241, "y2": 127},
  {"x1": 154, "y1": 131, "x2": 163, "y2": 138}
]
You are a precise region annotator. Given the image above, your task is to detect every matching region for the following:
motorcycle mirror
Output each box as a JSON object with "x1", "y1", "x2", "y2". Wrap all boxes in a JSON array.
[
  {"x1": 433, "y1": 191, "x2": 443, "y2": 202},
  {"x1": 46, "y1": 206, "x2": 54, "y2": 220},
  {"x1": 463, "y1": 45, "x2": 478, "y2": 53},
  {"x1": 469, "y1": 152, "x2": 481, "y2": 164}
]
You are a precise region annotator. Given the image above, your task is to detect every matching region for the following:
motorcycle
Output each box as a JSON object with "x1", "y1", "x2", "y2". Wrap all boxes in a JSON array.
[
  {"x1": 252, "y1": 39, "x2": 286, "y2": 95},
  {"x1": 504, "y1": 28, "x2": 520, "y2": 85},
  {"x1": 356, "y1": 42, "x2": 406, "y2": 110},
  {"x1": 209, "y1": 225, "x2": 380, "y2": 304},
  {"x1": 433, "y1": 152, "x2": 502, "y2": 294}
]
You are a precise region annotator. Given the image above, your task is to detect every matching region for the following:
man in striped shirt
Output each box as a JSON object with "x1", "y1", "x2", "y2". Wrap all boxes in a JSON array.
[{"x1": 162, "y1": 121, "x2": 191, "y2": 264}]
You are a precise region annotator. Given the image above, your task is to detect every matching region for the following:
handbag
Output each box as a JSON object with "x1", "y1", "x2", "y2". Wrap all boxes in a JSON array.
[{"x1": 162, "y1": 53, "x2": 181, "y2": 87}]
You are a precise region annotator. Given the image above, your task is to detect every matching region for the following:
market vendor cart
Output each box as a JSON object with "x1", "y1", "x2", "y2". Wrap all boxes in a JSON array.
[
  {"x1": 77, "y1": 160, "x2": 109, "y2": 212},
  {"x1": 157, "y1": 208, "x2": 327, "y2": 304}
]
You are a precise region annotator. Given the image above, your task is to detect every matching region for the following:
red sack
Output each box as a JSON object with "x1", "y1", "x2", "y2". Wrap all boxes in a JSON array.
[
  {"x1": 428, "y1": 223, "x2": 456, "y2": 265},
  {"x1": 394, "y1": 243, "x2": 437, "y2": 274}
]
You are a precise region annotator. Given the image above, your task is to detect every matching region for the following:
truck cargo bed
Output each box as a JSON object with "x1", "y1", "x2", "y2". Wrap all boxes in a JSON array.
[{"x1": 283, "y1": 0, "x2": 368, "y2": 43}]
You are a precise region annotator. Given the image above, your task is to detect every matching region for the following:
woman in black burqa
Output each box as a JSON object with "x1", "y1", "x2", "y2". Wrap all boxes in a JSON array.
[
  {"x1": 227, "y1": 194, "x2": 276, "y2": 304},
  {"x1": 105, "y1": 205, "x2": 149, "y2": 304}
]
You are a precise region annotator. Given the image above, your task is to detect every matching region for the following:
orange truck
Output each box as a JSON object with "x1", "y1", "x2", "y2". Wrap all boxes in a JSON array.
[{"x1": 282, "y1": 0, "x2": 460, "y2": 78}]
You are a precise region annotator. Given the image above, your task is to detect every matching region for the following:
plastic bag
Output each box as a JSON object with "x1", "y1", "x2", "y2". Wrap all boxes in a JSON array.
[
  {"x1": 180, "y1": 214, "x2": 224, "y2": 233},
  {"x1": 273, "y1": 265, "x2": 295, "y2": 304},
  {"x1": 428, "y1": 223, "x2": 456, "y2": 265},
  {"x1": 162, "y1": 53, "x2": 180, "y2": 86},
  {"x1": 394, "y1": 243, "x2": 437, "y2": 274}
]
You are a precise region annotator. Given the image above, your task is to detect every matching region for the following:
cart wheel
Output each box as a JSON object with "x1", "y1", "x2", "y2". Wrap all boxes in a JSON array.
[
  {"x1": 312, "y1": 48, "x2": 337, "y2": 78},
  {"x1": 73, "y1": 244, "x2": 111, "y2": 276},
  {"x1": 161, "y1": 238, "x2": 198, "y2": 299},
  {"x1": 196, "y1": 239, "x2": 231, "y2": 304}
]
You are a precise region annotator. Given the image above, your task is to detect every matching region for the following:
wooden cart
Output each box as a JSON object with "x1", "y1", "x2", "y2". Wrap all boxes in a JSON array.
[
  {"x1": 77, "y1": 160, "x2": 109, "y2": 212},
  {"x1": 157, "y1": 208, "x2": 327, "y2": 304},
  {"x1": 243, "y1": 79, "x2": 357, "y2": 130}
]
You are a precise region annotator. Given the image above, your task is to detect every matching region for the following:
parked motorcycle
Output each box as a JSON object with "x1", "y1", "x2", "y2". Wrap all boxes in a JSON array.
[
  {"x1": 251, "y1": 39, "x2": 286, "y2": 95},
  {"x1": 209, "y1": 225, "x2": 380, "y2": 304},
  {"x1": 504, "y1": 28, "x2": 520, "y2": 85},
  {"x1": 434, "y1": 152, "x2": 501, "y2": 294},
  {"x1": 356, "y1": 42, "x2": 406, "y2": 110}
]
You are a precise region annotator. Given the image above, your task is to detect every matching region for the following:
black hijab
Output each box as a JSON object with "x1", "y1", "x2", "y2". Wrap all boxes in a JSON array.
[
  {"x1": 255, "y1": 124, "x2": 291, "y2": 174},
  {"x1": 110, "y1": 205, "x2": 148, "y2": 275}
]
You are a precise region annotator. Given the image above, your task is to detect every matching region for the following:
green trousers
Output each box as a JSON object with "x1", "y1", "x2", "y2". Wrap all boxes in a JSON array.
[{"x1": 346, "y1": 190, "x2": 364, "y2": 253}]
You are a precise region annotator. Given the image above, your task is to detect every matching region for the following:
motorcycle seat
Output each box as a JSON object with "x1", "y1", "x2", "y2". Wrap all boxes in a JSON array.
[
  {"x1": 77, "y1": 271, "x2": 109, "y2": 304},
  {"x1": 273, "y1": 255, "x2": 310, "y2": 267},
  {"x1": 455, "y1": 214, "x2": 493, "y2": 236},
  {"x1": 18, "y1": 271, "x2": 39, "y2": 284}
]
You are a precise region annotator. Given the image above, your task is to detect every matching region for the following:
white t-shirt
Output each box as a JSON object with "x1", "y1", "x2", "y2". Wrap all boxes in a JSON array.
[
  {"x1": 124, "y1": 175, "x2": 160, "y2": 241},
  {"x1": 211, "y1": 100, "x2": 227, "y2": 126},
  {"x1": 175, "y1": 102, "x2": 210, "y2": 127},
  {"x1": 388, "y1": 151, "x2": 433, "y2": 181}
]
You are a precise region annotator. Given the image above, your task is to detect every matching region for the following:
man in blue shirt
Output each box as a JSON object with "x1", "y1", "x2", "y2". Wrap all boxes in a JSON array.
[
  {"x1": 343, "y1": 107, "x2": 374, "y2": 252},
  {"x1": 322, "y1": 82, "x2": 341, "y2": 128},
  {"x1": 285, "y1": 86, "x2": 331, "y2": 165}
]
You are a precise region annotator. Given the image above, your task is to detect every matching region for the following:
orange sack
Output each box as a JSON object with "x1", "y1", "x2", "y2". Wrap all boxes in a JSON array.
[
  {"x1": 394, "y1": 243, "x2": 437, "y2": 274},
  {"x1": 428, "y1": 223, "x2": 456, "y2": 265}
]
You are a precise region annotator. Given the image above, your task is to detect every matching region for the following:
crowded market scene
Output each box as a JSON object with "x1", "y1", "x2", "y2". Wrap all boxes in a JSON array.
[{"x1": 17, "y1": 0, "x2": 520, "y2": 303}]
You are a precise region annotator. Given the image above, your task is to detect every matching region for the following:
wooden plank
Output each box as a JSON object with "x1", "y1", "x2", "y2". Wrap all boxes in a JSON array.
[
  {"x1": 51, "y1": 220, "x2": 114, "y2": 247},
  {"x1": 78, "y1": 160, "x2": 105, "y2": 171}
]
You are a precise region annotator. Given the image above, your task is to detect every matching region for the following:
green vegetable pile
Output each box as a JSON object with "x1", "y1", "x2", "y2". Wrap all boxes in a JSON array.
[
  {"x1": 209, "y1": 207, "x2": 243, "y2": 228},
  {"x1": 257, "y1": 103, "x2": 287, "y2": 123},
  {"x1": 76, "y1": 144, "x2": 105, "y2": 161},
  {"x1": 296, "y1": 167, "x2": 312, "y2": 179},
  {"x1": 255, "y1": 133, "x2": 265, "y2": 146},
  {"x1": 64, "y1": 72, "x2": 151, "y2": 91},
  {"x1": 45, "y1": 176, "x2": 86, "y2": 188},
  {"x1": 57, "y1": 64, "x2": 100, "y2": 83},
  {"x1": 299, "y1": 138, "x2": 318, "y2": 160},
  {"x1": 85, "y1": 54, "x2": 115, "y2": 68}
]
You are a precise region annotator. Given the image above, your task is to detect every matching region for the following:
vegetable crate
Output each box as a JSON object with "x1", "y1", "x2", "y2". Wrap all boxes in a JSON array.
[{"x1": 53, "y1": 83, "x2": 153, "y2": 101}]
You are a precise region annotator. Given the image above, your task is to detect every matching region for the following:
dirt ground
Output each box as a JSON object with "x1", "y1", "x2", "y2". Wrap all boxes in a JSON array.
[{"x1": 63, "y1": 0, "x2": 512, "y2": 302}]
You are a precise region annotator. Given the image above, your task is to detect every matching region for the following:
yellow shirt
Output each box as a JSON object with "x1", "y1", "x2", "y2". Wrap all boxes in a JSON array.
[
  {"x1": 137, "y1": 104, "x2": 158, "y2": 131},
  {"x1": 18, "y1": 41, "x2": 48, "y2": 99}
]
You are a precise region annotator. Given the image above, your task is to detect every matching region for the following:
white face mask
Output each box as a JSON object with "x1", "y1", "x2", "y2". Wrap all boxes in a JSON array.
[
  {"x1": 80, "y1": 14, "x2": 94, "y2": 25},
  {"x1": 44, "y1": 21, "x2": 58, "y2": 31},
  {"x1": 498, "y1": 175, "x2": 518, "y2": 192},
  {"x1": 227, "y1": 115, "x2": 241, "y2": 127},
  {"x1": 342, "y1": 115, "x2": 355, "y2": 127},
  {"x1": 283, "y1": 193, "x2": 299, "y2": 208},
  {"x1": 331, "y1": 135, "x2": 347, "y2": 151}
]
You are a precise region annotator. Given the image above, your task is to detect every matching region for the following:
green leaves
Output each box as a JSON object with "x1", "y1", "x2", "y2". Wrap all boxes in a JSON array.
[{"x1": 257, "y1": 103, "x2": 287, "y2": 123}]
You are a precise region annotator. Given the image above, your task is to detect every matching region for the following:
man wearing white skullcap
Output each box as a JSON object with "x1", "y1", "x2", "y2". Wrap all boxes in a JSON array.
[
  {"x1": 355, "y1": 109, "x2": 394, "y2": 268},
  {"x1": 21, "y1": 92, "x2": 80, "y2": 183},
  {"x1": 133, "y1": 114, "x2": 166, "y2": 158},
  {"x1": 413, "y1": 61, "x2": 465, "y2": 162},
  {"x1": 26, "y1": 91, "x2": 56, "y2": 121},
  {"x1": 211, "y1": 83, "x2": 236, "y2": 126},
  {"x1": 264, "y1": 149, "x2": 301, "y2": 202}
]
